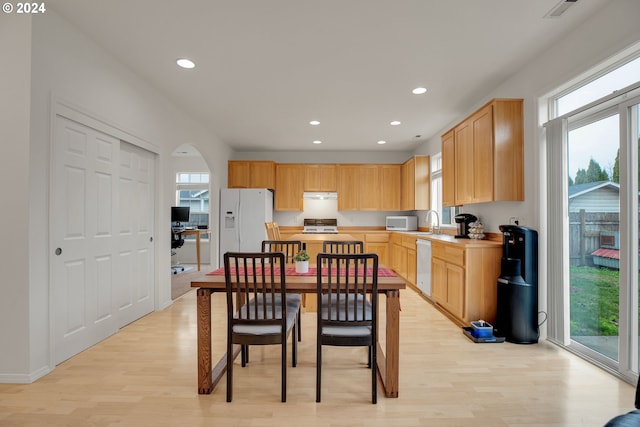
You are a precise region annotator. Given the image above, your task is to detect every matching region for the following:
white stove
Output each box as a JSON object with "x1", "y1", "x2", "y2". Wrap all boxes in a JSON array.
[{"x1": 302, "y1": 218, "x2": 338, "y2": 234}]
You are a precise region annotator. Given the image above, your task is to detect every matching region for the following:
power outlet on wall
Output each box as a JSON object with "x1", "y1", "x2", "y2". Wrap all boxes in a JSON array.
[{"x1": 509, "y1": 216, "x2": 520, "y2": 225}]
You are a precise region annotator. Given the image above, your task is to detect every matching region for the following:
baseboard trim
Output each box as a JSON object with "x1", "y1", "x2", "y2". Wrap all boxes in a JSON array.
[{"x1": 0, "y1": 365, "x2": 52, "y2": 384}]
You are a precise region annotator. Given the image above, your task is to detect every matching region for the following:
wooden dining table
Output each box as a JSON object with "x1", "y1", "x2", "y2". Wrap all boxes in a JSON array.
[{"x1": 191, "y1": 264, "x2": 406, "y2": 398}]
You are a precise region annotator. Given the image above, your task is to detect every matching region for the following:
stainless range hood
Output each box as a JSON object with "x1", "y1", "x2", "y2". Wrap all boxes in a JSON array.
[{"x1": 303, "y1": 192, "x2": 338, "y2": 200}]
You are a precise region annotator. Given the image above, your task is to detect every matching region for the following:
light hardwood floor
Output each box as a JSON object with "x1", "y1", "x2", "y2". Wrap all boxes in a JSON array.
[{"x1": 0, "y1": 286, "x2": 635, "y2": 426}]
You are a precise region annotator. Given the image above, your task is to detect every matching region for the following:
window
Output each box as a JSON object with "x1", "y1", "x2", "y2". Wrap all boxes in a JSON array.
[
  {"x1": 556, "y1": 55, "x2": 640, "y2": 116},
  {"x1": 430, "y1": 153, "x2": 458, "y2": 226},
  {"x1": 176, "y1": 173, "x2": 210, "y2": 238},
  {"x1": 545, "y1": 43, "x2": 640, "y2": 383}
]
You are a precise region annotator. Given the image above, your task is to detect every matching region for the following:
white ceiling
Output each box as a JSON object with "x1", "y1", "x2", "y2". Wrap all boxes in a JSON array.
[{"x1": 47, "y1": 0, "x2": 609, "y2": 153}]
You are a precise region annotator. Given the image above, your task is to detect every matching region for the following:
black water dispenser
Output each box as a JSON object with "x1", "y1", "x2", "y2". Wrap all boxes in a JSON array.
[{"x1": 495, "y1": 225, "x2": 538, "y2": 344}]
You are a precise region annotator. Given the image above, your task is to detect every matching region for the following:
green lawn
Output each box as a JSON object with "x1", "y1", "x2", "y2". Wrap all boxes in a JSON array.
[{"x1": 570, "y1": 265, "x2": 619, "y2": 336}]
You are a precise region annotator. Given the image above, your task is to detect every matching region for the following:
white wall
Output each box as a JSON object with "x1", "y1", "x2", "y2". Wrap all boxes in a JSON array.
[
  {"x1": 0, "y1": 10, "x2": 232, "y2": 382},
  {"x1": 0, "y1": 15, "x2": 32, "y2": 379}
]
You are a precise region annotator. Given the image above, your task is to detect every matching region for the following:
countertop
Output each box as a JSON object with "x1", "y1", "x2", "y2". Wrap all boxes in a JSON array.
[
  {"x1": 394, "y1": 231, "x2": 502, "y2": 248},
  {"x1": 287, "y1": 233, "x2": 359, "y2": 242}
]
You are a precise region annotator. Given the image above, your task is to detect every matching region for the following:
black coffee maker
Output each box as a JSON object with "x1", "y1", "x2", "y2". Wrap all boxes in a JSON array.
[{"x1": 454, "y1": 213, "x2": 477, "y2": 238}]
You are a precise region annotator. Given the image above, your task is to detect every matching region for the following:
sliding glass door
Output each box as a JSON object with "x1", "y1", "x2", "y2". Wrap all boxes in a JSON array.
[
  {"x1": 556, "y1": 94, "x2": 640, "y2": 378},
  {"x1": 567, "y1": 112, "x2": 620, "y2": 364}
]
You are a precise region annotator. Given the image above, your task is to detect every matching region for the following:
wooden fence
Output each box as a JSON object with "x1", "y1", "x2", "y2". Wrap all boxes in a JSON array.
[{"x1": 569, "y1": 210, "x2": 619, "y2": 267}]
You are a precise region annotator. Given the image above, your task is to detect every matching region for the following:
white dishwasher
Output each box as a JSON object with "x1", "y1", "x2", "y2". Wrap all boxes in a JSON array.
[{"x1": 416, "y1": 239, "x2": 432, "y2": 297}]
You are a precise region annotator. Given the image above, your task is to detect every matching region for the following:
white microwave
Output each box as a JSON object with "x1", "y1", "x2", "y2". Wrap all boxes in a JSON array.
[{"x1": 386, "y1": 216, "x2": 418, "y2": 231}]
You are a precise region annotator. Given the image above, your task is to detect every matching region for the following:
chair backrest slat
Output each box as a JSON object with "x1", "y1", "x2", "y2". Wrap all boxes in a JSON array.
[
  {"x1": 224, "y1": 252, "x2": 286, "y2": 327},
  {"x1": 322, "y1": 240, "x2": 364, "y2": 265},
  {"x1": 317, "y1": 252, "x2": 378, "y2": 326},
  {"x1": 322, "y1": 240, "x2": 364, "y2": 255},
  {"x1": 262, "y1": 240, "x2": 302, "y2": 264}
]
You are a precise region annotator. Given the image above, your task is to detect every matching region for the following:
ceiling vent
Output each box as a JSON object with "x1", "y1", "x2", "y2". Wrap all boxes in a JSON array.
[{"x1": 544, "y1": 0, "x2": 578, "y2": 18}]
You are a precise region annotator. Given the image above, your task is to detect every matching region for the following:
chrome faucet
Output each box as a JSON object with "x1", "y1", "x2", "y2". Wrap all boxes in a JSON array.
[{"x1": 425, "y1": 210, "x2": 440, "y2": 234}]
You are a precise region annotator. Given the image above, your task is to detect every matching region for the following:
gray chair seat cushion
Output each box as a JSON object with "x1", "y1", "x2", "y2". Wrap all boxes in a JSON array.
[
  {"x1": 321, "y1": 325, "x2": 372, "y2": 337},
  {"x1": 233, "y1": 301, "x2": 299, "y2": 335},
  {"x1": 254, "y1": 293, "x2": 302, "y2": 308},
  {"x1": 320, "y1": 296, "x2": 372, "y2": 337}
]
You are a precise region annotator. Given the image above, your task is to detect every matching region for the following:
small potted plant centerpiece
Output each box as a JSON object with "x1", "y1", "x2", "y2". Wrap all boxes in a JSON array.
[{"x1": 293, "y1": 249, "x2": 310, "y2": 273}]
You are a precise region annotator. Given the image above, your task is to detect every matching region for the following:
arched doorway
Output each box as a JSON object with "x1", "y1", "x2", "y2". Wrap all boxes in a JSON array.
[{"x1": 170, "y1": 144, "x2": 212, "y2": 299}]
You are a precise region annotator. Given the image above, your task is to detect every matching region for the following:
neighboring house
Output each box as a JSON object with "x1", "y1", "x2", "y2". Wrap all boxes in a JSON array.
[{"x1": 568, "y1": 180, "x2": 620, "y2": 213}]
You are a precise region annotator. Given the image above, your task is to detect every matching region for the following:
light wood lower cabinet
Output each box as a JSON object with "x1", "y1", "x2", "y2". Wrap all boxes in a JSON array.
[
  {"x1": 388, "y1": 233, "x2": 417, "y2": 286},
  {"x1": 431, "y1": 257, "x2": 465, "y2": 320},
  {"x1": 431, "y1": 240, "x2": 502, "y2": 325},
  {"x1": 365, "y1": 233, "x2": 389, "y2": 266}
]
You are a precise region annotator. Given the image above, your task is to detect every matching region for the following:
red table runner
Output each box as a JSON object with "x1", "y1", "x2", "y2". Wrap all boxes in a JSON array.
[{"x1": 207, "y1": 266, "x2": 397, "y2": 277}]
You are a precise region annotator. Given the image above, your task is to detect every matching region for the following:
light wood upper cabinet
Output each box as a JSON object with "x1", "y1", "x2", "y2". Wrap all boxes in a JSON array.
[
  {"x1": 380, "y1": 164, "x2": 401, "y2": 211},
  {"x1": 228, "y1": 160, "x2": 275, "y2": 189},
  {"x1": 358, "y1": 165, "x2": 381, "y2": 210},
  {"x1": 401, "y1": 156, "x2": 430, "y2": 210},
  {"x1": 303, "y1": 164, "x2": 337, "y2": 191},
  {"x1": 472, "y1": 105, "x2": 495, "y2": 202},
  {"x1": 337, "y1": 164, "x2": 360, "y2": 211},
  {"x1": 274, "y1": 163, "x2": 304, "y2": 211},
  {"x1": 229, "y1": 160, "x2": 421, "y2": 212},
  {"x1": 338, "y1": 164, "x2": 401, "y2": 211},
  {"x1": 441, "y1": 98, "x2": 523, "y2": 206},
  {"x1": 454, "y1": 119, "x2": 474, "y2": 205},
  {"x1": 442, "y1": 131, "x2": 455, "y2": 207}
]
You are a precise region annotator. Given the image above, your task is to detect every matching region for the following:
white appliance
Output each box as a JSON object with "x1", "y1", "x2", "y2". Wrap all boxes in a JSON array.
[
  {"x1": 386, "y1": 215, "x2": 418, "y2": 231},
  {"x1": 302, "y1": 218, "x2": 338, "y2": 234},
  {"x1": 219, "y1": 188, "x2": 273, "y2": 264},
  {"x1": 416, "y1": 239, "x2": 432, "y2": 297}
]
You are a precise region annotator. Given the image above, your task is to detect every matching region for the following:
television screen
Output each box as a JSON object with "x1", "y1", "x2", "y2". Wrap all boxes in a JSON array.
[{"x1": 171, "y1": 206, "x2": 190, "y2": 223}]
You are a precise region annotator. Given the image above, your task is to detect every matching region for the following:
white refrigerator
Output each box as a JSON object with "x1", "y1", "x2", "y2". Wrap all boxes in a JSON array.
[{"x1": 219, "y1": 188, "x2": 273, "y2": 264}]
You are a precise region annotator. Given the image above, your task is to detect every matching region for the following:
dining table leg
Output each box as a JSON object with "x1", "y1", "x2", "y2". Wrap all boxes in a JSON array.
[
  {"x1": 196, "y1": 288, "x2": 242, "y2": 394},
  {"x1": 377, "y1": 289, "x2": 400, "y2": 398},
  {"x1": 197, "y1": 288, "x2": 213, "y2": 394}
]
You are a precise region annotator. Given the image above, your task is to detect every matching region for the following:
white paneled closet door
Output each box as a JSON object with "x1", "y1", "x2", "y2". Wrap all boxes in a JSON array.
[
  {"x1": 51, "y1": 116, "x2": 155, "y2": 365},
  {"x1": 116, "y1": 142, "x2": 155, "y2": 327}
]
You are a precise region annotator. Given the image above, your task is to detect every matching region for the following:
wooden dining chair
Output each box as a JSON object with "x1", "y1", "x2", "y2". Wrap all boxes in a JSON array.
[
  {"x1": 265, "y1": 222, "x2": 277, "y2": 240},
  {"x1": 272, "y1": 222, "x2": 282, "y2": 239},
  {"x1": 224, "y1": 251, "x2": 301, "y2": 403},
  {"x1": 261, "y1": 240, "x2": 303, "y2": 341},
  {"x1": 316, "y1": 252, "x2": 378, "y2": 404}
]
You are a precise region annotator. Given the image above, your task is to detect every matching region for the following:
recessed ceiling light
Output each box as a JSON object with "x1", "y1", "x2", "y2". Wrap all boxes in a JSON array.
[
  {"x1": 377, "y1": 140, "x2": 386, "y2": 145},
  {"x1": 176, "y1": 58, "x2": 195, "y2": 69},
  {"x1": 390, "y1": 120, "x2": 401, "y2": 126},
  {"x1": 313, "y1": 140, "x2": 322, "y2": 144},
  {"x1": 412, "y1": 87, "x2": 427, "y2": 95},
  {"x1": 309, "y1": 120, "x2": 320, "y2": 126}
]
